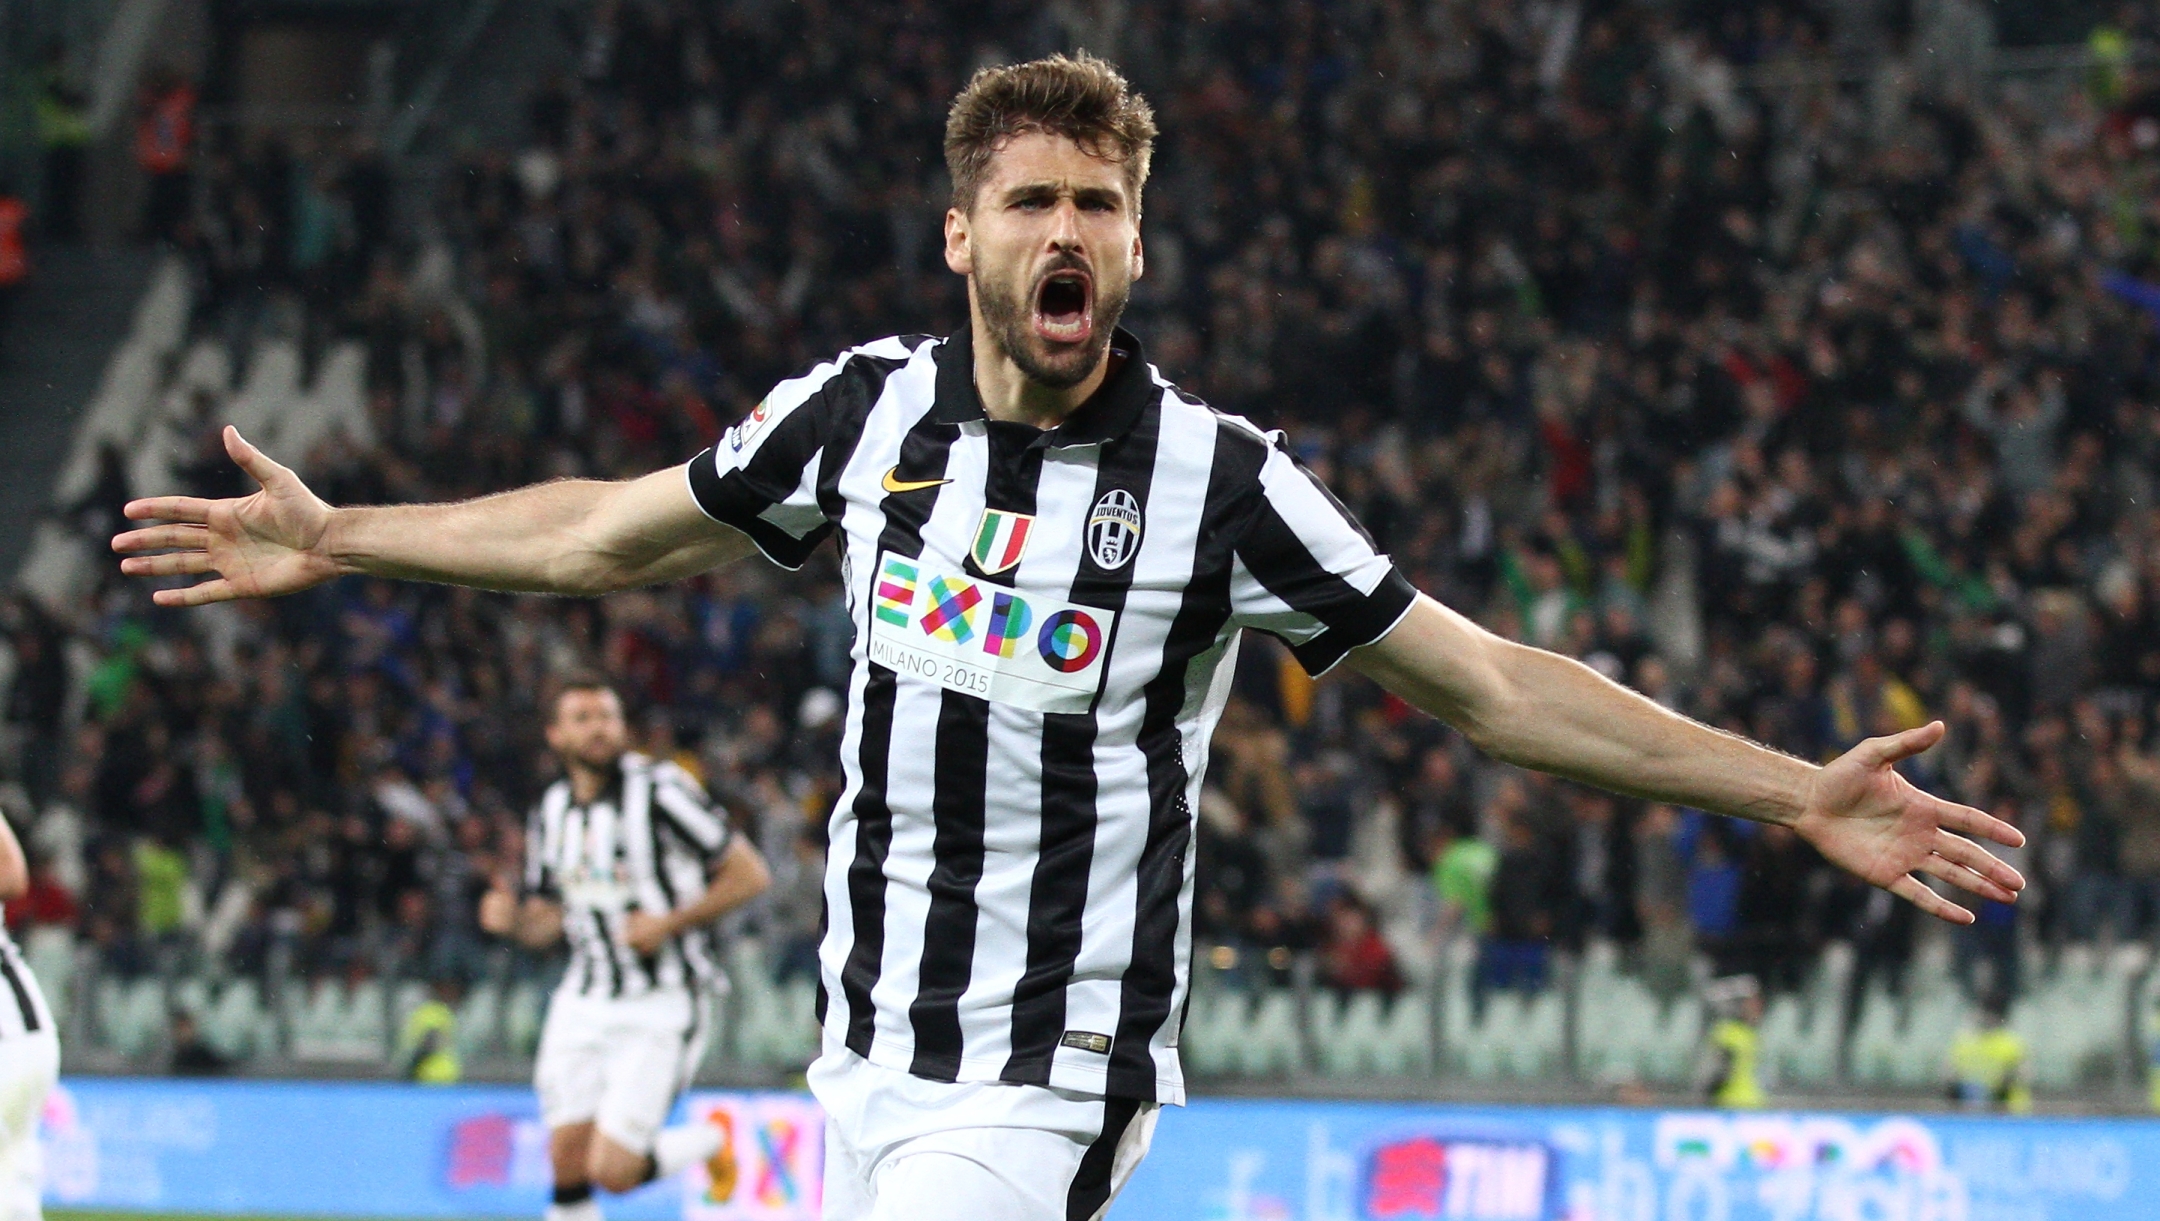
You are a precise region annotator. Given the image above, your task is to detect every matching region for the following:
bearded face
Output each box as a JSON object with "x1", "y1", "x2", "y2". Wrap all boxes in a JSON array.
[{"x1": 946, "y1": 131, "x2": 1142, "y2": 391}]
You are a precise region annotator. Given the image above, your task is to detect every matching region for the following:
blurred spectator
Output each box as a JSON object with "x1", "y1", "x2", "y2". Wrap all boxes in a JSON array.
[
  {"x1": 135, "y1": 69, "x2": 196, "y2": 244},
  {"x1": 1320, "y1": 893, "x2": 1402, "y2": 997},
  {"x1": 167, "y1": 1010, "x2": 230, "y2": 1076},
  {"x1": 32, "y1": 41, "x2": 89, "y2": 243}
]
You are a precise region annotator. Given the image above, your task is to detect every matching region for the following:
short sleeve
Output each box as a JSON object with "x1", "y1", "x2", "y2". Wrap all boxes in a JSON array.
[
  {"x1": 684, "y1": 368, "x2": 839, "y2": 570},
  {"x1": 1227, "y1": 432, "x2": 1418, "y2": 676},
  {"x1": 652, "y1": 764, "x2": 733, "y2": 865},
  {"x1": 685, "y1": 337, "x2": 925, "y2": 569}
]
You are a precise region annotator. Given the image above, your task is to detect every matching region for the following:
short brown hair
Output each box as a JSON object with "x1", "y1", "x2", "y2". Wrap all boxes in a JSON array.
[
  {"x1": 944, "y1": 52, "x2": 1158, "y2": 214},
  {"x1": 544, "y1": 671, "x2": 620, "y2": 722}
]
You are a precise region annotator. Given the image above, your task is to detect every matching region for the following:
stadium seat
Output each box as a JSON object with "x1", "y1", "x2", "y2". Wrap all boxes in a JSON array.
[
  {"x1": 502, "y1": 981, "x2": 545, "y2": 1057},
  {"x1": 92, "y1": 976, "x2": 165, "y2": 1061},
  {"x1": 202, "y1": 978, "x2": 273, "y2": 1060},
  {"x1": 289, "y1": 978, "x2": 386, "y2": 1063},
  {"x1": 456, "y1": 980, "x2": 503, "y2": 1060},
  {"x1": 20, "y1": 928, "x2": 72, "y2": 1030},
  {"x1": 1232, "y1": 988, "x2": 1303, "y2": 1076}
]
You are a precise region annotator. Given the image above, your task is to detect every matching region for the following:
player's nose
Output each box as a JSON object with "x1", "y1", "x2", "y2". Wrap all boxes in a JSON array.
[{"x1": 1046, "y1": 200, "x2": 1084, "y2": 250}]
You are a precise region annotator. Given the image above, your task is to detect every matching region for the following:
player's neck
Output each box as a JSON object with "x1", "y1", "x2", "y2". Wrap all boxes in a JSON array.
[
  {"x1": 969, "y1": 319, "x2": 1110, "y2": 431},
  {"x1": 565, "y1": 757, "x2": 619, "y2": 805}
]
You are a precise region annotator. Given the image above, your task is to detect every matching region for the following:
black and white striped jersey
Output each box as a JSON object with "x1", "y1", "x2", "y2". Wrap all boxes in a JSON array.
[
  {"x1": 686, "y1": 328, "x2": 1416, "y2": 1104},
  {"x1": 0, "y1": 928, "x2": 51, "y2": 1040},
  {"x1": 523, "y1": 752, "x2": 735, "y2": 1000}
]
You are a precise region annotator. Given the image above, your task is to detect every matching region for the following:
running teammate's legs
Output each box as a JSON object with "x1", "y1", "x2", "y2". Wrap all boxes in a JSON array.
[
  {"x1": 586, "y1": 990, "x2": 720, "y2": 1191},
  {"x1": 0, "y1": 1027, "x2": 59, "y2": 1221},
  {"x1": 539, "y1": 987, "x2": 724, "y2": 1205}
]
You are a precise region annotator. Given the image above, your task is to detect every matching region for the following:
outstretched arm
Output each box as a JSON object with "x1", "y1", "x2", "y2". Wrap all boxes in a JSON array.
[
  {"x1": 113, "y1": 426, "x2": 756, "y2": 605},
  {"x1": 1349, "y1": 594, "x2": 2026, "y2": 923}
]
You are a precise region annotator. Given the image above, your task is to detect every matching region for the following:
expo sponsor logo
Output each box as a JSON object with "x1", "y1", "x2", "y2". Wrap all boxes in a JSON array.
[
  {"x1": 683, "y1": 1092, "x2": 823, "y2": 1221},
  {"x1": 867, "y1": 553, "x2": 1112, "y2": 713}
]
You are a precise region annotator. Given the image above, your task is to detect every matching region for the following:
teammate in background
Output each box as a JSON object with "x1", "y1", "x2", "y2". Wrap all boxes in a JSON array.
[
  {"x1": 1698, "y1": 975, "x2": 1766, "y2": 1109},
  {"x1": 479, "y1": 678, "x2": 769, "y2": 1220},
  {"x1": 1948, "y1": 993, "x2": 2031, "y2": 1113},
  {"x1": 117, "y1": 53, "x2": 2028, "y2": 1221},
  {"x1": 0, "y1": 806, "x2": 57, "y2": 1221}
]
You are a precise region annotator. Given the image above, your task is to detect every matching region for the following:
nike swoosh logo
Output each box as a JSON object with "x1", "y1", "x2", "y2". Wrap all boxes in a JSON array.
[{"x1": 881, "y1": 467, "x2": 952, "y2": 494}]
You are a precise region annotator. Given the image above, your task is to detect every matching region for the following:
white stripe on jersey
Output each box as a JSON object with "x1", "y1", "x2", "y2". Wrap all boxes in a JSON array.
[
  {"x1": 686, "y1": 328, "x2": 1416, "y2": 1103},
  {"x1": 525, "y1": 753, "x2": 734, "y2": 999}
]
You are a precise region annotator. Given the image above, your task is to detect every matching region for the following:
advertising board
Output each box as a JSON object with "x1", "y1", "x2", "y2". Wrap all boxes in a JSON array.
[{"x1": 35, "y1": 1077, "x2": 2160, "y2": 1221}]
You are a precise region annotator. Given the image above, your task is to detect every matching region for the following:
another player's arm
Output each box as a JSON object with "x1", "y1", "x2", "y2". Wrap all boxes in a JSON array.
[
  {"x1": 478, "y1": 881, "x2": 565, "y2": 949},
  {"x1": 0, "y1": 809, "x2": 28, "y2": 903},
  {"x1": 1348, "y1": 594, "x2": 2027, "y2": 923},
  {"x1": 113, "y1": 426, "x2": 756, "y2": 605},
  {"x1": 623, "y1": 836, "x2": 770, "y2": 955}
]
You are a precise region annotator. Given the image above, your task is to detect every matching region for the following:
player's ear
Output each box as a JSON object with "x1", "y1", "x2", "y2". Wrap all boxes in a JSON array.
[
  {"x1": 944, "y1": 207, "x2": 973, "y2": 276},
  {"x1": 1131, "y1": 231, "x2": 1144, "y2": 282}
]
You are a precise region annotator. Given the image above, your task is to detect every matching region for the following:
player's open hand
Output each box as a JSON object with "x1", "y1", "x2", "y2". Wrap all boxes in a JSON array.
[
  {"x1": 1793, "y1": 720, "x2": 2026, "y2": 923},
  {"x1": 112, "y1": 426, "x2": 344, "y2": 606}
]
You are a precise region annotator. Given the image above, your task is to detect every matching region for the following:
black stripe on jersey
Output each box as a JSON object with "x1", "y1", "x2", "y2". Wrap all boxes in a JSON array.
[
  {"x1": 1106, "y1": 415, "x2": 1250, "y2": 1099},
  {"x1": 1003, "y1": 398, "x2": 1163, "y2": 1083},
  {"x1": 653, "y1": 783, "x2": 729, "y2": 865},
  {"x1": 590, "y1": 907, "x2": 626, "y2": 998},
  {"x1": 906, "y1": 688, "x2": 991, "y2": 1079},
  {"x1": 841, "y1": 411, "x2": 961, "y2": 1058},
  {"x1": 688, "y1": 348, "x2": 911, "y2": 569},
  {"x1": 815, "y1": 348, "x2": 919, "y2": 520},
  {"x1": 1066, "y1": 1096, "x2": 1141, "y2": 1221},
  {"x1": 0, "y1": 948, "x2": 38, "y2": 1033},
  {"x1": 910, "y1": 421, "x2": 1046, "y2": 1078}
]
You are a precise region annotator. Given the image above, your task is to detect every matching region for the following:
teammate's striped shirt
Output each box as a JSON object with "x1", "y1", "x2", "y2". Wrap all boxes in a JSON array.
[
  {"x1": 523, "y1": 753, "x2": 735, "y2": 999},
  {"x1": 685, "y1": 328, "x2": 1416, "y2": 1103},
  {"x1": 0, "y1": 929, "x2": 51, "y2": 1039}
]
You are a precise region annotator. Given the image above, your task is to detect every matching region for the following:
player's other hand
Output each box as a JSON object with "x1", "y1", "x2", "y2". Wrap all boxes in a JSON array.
[
  {"x1": 112, "y1": 425, "x2": 344, "y2": 607},
  {"x1": 478, "y1": 880, "x2": 518, "y2": 936},
  {"x1": 623, "y1": 910, "x2": 674, "y2": 955},
  {"x1": 1793, "y1": 720, "x2": 2027, "y2": 924}
]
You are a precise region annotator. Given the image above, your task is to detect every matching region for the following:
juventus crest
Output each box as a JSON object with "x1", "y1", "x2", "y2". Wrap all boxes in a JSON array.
[{"x1": 1088, "y1": 489, "x2": 1144, "y2": 569}]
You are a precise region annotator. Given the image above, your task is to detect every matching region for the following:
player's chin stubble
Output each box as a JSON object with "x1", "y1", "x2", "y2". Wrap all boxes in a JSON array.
[{"x1": 974, "y1": 265, "x2": 1128, "y2": 391}]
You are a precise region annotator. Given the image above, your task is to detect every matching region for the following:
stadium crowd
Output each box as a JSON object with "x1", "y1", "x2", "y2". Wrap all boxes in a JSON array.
[{"x1": 10, "y1": 0, "x2": 2160, "y2": 1033}]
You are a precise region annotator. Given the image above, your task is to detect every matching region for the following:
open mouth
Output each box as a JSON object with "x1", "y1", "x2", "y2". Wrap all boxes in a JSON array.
[{"x1": 1032, "y1": 269, "x2": 1094, "y2": 345}]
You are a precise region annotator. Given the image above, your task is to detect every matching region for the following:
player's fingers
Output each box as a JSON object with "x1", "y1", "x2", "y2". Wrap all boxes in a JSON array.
[
  {"x1": 112, "y1": 523, "x2": 208, "y2": 554},
  {"x1": 121, "y1": 496, "x2": 217, "y2": 525},
  {"x1": 1862, "y1": 720, "x2": 1945, "y2": 766},
  {"x1": 1935, "y1": 797, "x2": 2026, "y2": 848},
  {"x1": 151, "y1": 579, "x2": 238, "y2": 608},
  {"x1": 1916, "y1": 853, "x2": 2018, "y2": 906},
  {"x1": 1933, "y1": 829, "x2": 2025, "y2": 892},
  {"x1": 120, "y1": 551, "x2": 216, "y2": 578},
  {"x1": 224, "y1": 425, "x2": 292, "y2": 490},
  {"x1": 1889, "y1": 873, "x2": 1974, "y2": 924}
]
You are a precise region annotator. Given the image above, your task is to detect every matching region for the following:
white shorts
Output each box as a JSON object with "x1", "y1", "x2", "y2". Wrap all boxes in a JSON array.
[
  {"x1": 0, "y1": 1029, "x2": 57, "y2": 1221},
  {"x1": 534, "y1": 988, "x2": 710, "y2": 1153},
  {"x1": 809, "y1": 1040, "x2": 1158, "y2": 1221}
]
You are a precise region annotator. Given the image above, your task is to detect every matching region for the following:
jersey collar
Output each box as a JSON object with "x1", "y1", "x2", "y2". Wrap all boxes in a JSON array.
[{"x1": 931, "y1": 325, "x2": 1152, "y2": 448}]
